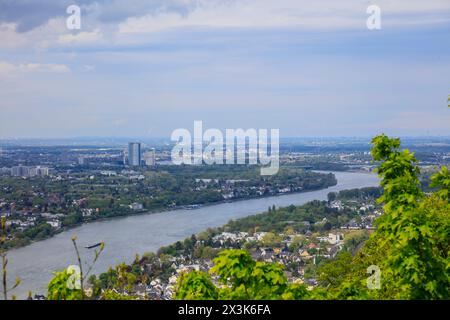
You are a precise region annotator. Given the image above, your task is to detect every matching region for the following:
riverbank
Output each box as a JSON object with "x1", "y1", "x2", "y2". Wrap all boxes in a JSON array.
[
  {"x1": 5, "y1": 171, "x2": 378, "y2": 299},
  {"x1": 3, "y1": 175, "x2": 338, "y2": 251}
]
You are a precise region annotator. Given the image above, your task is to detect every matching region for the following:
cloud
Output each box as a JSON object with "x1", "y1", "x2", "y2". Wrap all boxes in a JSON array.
[
  {"x1": 0, "y1": 0, "x2": 70, "y2": 32},
  {"x1": 81, "y1": 65, "x2": 95, "y2": 72},
  {"x1": 58, "y1": 29, "x2": 103, "y2": 44},
  {"x1": 0, "y1": 0, "x2": 201, "y2": 32},
  {"x1": 0, "y1": 60, "x2": 70, "y2": 74},
  {"x1": 119, "y1": 0, "x2": 450, "y2": 34},
  {"x1": 0, "y1": 0, "x2": 448, "y2": 50},
  {"x1": 1, "y1": 0, "x2": 450, "y2": 34},
  {"x1": 93, "y1": 0, "x2": 200, "y2": 23}
]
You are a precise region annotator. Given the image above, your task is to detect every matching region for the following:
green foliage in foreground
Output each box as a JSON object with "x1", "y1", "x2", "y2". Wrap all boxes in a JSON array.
[
  {"x1": 175, "y1": 249, "x2": 309, "y2": 300},
  {"x1": 1, "y1": 216, "x2": 21, "y2": 300},
  {"x1": 175, "y1": 134, "x2": 450, "y2": 300},
  {"x1": 313, "y1": 135, "x2": 449, "y2": 299},
  {"x1": 47, "y1": 268, "x2": 82, "y2": 300}
]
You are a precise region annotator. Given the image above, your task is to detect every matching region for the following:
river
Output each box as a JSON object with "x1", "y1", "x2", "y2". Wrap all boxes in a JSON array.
[{"x1": 6, "y1": 171, "x2": 379, "y2": 298}]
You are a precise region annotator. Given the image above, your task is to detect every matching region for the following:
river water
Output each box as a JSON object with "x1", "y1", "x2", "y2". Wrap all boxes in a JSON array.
[{"x1": 6, "y1": 171, "x2": 379, "y2": 298}]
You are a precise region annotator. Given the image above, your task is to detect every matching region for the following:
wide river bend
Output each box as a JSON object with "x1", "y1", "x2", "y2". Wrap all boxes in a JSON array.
[{"x1": 6, "y1": 171, "x2": 379, "y2": 298}]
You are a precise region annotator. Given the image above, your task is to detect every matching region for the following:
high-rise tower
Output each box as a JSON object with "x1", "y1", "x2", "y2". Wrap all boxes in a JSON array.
[{"x1": 128, "y1": 142, "x2": 141, "y2": 166}]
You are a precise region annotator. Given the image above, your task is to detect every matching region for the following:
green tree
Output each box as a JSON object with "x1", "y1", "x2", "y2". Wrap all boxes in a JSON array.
[
  {"x1": 324, "y1": 134, "x2": 450, "y2": 300},
  {"x1": 343, "y1": 230, "x2": 369, "y2": 253},
  {"x1": 370, "y1": 134, "x2": 449, "y2": 299},
  {"x1": 47, "y1": 268, "x2": 82, "y2": 300},
  {"x1": 1, "y1": 216, "x2": 21, "y2": 300},
  {"x1": 175, "y1": 271, "x2": 218, "y2": 300},
  {"x1": 261, "y1": 232, "x2": 282, "y2": 247},
  {"x1": 317, "y1": 251, "x2": 353, "y2": 288},
  {"x1": 175, "y1": 249, "x2": 309, "y2": 300}
]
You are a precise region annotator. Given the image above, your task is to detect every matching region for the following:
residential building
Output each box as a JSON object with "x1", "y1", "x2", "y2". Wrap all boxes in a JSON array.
[
  {"x1": 12, "y1": 165, "x2": 30, "y2": 177},
  {"x1": 130, "y1": 202, "x2": 144, "y2": 210},
  {"x1": 143, "y1": 148, "x2": 156, "y2": 166}
]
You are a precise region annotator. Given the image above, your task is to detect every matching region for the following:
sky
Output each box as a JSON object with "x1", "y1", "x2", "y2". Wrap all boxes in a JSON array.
[{"x1": 0, "y1": 0, "x2": 449, "y2": 139}]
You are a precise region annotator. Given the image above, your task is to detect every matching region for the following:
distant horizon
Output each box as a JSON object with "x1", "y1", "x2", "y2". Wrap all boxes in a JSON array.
[
  {"x1": 3, "y1": 135, "x2": 450, "y2": 140},
  {"x1": 2, "y1": 134, "x2": 450, "y2": 143}
]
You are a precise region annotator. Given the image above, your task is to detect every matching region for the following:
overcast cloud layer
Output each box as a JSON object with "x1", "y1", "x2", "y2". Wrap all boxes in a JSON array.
[{"x1": 0, "y1": 0, "x2": 449, "y2": 138}]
